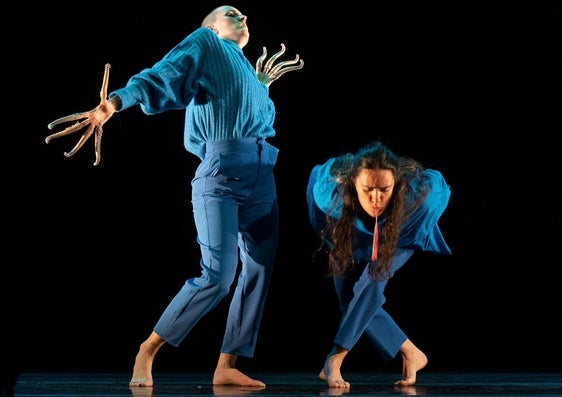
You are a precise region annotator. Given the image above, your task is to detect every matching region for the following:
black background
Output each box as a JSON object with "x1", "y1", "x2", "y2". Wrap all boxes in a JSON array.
[{"x1": 7, "y1": 1, "x2": 560, "y2": 375}]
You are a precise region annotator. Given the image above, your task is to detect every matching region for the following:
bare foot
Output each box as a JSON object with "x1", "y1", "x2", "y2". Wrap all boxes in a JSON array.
[
  {"x1": 129, "y1": 348, "x2": 155, "y2": 387},
  {"x1": 129, "y1": 332, "x2": 166, "y2": 388},
  {"x1": 213, "y1": 368, "x2": 266, "y2": 387},
  {"x1": 319, "y1": 366, "x2": 350, "y2": 388},
  {"x1": 319, "y1": 346, "x2": 350, "y2": 388},
  {"x1": 394, "y1": 341, "x2": 428, "y2": 387}
]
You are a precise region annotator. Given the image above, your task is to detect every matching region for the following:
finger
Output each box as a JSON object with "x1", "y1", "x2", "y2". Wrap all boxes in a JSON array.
[
  {"x1": 271, "y1": 60, "x2": 305, "y2": 80},
  {"x1": 268, "y1": 55, "x2": 302, "y2": 75},
  {"x1": 255, "y1": 47, "x2": 267, "y2": 72},
  {"x1": 48, "y1": 112, "x2": 91, "y2": 130},
  {"x1": 99, "y1": 63, "x2": 111, "y2": 101},
  {"x1": 263, "y1": 43, "x2": 286, "y2": 73},
  {"x1": 45, "y1": 119, "x2": 91, "y2": 144},
  {"x1": 93, "y1": 126, "x2": 103, "y2": 166},
  {"x1": 64, "y1": 124, "x2": 95, "y2": 158}
]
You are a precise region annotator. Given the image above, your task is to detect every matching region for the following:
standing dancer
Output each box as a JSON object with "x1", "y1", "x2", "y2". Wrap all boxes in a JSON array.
[{"x1": 46, "y1": 5, "x2": 303, "y2": 388}]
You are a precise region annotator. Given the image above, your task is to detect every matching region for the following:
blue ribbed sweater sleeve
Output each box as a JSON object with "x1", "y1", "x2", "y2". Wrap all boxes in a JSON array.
[{"x1": 110, "y1": 27, "x2": 276, "y2": 159}]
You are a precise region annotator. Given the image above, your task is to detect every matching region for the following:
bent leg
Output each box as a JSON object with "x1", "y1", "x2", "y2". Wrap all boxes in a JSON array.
[
  {"x1": 215, "y1": 139, "x2": 279, "y2": 385},
  {"x1": 324, "y1": 249, "x2": 416, "y2": 387},
  {"x1": 220, "y1": 140, "x2": 279, "y2": 354},
  {"x1": 153, "y1": 193, "x2": 240, "y2": 346},
  {"x1": 332, "y1": 268, "x2": 390, "y2": 351}
]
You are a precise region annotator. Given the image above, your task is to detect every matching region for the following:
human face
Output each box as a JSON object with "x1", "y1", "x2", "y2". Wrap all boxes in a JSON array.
[
  {"x1": 210, "y1": 6, "x2": 249, "y2": 48},
  {"x1": 355, "y1": 168, "x2": 395, "y2": 218}
]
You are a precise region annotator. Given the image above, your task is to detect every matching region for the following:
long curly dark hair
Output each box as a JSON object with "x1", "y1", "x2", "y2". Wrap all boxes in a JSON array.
[{"x1": 319, "y1": 141, "x2": 428, "y2": 280}]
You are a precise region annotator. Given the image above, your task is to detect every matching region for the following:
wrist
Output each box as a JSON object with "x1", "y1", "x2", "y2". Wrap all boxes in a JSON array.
[{"x1": 109, "y1": 95, "x2": 122, "y2": 111}]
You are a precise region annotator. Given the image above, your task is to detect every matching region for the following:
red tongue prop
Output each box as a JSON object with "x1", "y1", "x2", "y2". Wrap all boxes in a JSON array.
[{"x1": 371, "y1": 215, "x2": 379, "y2": 261}]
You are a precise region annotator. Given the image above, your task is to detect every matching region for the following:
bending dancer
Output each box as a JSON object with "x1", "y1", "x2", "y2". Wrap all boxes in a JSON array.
[{"x1": 306, "y1": 141, "x2": 451, "y2": 388}]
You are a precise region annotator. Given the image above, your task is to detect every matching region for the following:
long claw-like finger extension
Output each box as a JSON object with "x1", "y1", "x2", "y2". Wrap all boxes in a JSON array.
[
  {"x1": 93, "y1": 127, "x2": 103, "y2": 166},
  {"x1": 45, "y1": 118, "x2": 91, "y2": 144},
  {"x1": 89, "y1": 63, "x2": 110, "y2": 166},
  {"x1": 46, "y1": 63, "x2": 112, "y2": 165},
  {"x1": 63, "y1": 124, "x2": 95, "y2": 158},
  {"x1": 268, "y1": 55, "x2": 303, "y2": 76},
  {"x1": 271, "y1": 60, "x2": 304, "y2": 80},
  {"x1": 255, "y1": 47, "x2": 267, "y2": 72},
  {"x1": 280, "y1": 60, "x2": 304, "y2": 75},
  {"x1": 47, "y1": 112, "x2": 91, "y2": 130},
  {"x1": 263, "y1": 43, "x2": 287, "y2": 73},
  {"x1": 100, "y1": 64, "x2": 111, "y2": 100}
]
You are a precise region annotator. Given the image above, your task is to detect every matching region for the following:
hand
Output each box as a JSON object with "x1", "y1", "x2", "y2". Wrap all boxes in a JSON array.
[
  {"x1": 255, "y1": 43, "x2": 304, "y2": 87},
  {"x1": 45, "y1": 63, "x2": 116, "y2": 166}
]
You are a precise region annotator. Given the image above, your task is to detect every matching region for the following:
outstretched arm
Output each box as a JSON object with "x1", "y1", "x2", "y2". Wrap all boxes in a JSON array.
[
  {"x1": 255, "y1": 43, "x2": 304, "y2": 87},
  {"x1": 45, "y1": 63, "x2": 119, "y2": 166}
]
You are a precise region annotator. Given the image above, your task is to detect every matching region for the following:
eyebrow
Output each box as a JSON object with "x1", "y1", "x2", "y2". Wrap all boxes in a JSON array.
[{"x1": 362, "y1": 183, "x2": 393, "y2": 189}]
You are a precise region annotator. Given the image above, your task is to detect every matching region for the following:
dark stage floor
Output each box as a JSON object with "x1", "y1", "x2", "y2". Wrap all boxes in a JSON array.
[{"x1": 8, "y1": 372, "x2": 562, "y2": 396}]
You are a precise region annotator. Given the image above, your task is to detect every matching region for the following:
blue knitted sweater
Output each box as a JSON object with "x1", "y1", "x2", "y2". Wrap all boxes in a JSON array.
[{"x1": 110, "y1": 27, "x2": 275, "y2": 160}]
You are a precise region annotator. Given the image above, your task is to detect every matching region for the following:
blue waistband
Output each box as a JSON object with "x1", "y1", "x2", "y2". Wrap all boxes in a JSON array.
[{"x1": 205, "y1": 137, "x2": 266, "y2": 153}]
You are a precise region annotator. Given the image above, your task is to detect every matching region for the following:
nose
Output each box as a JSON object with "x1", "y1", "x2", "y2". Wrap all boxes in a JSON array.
[
  {"x1": 239, "y1": 14, "x2": 247, "y2": 22},
  {"x1": 371, "y1": 190, "x2": 381, "y2": 203}
]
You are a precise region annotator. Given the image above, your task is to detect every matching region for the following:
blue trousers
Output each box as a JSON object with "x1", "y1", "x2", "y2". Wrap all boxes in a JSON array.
[
  {"x1": 333, "y1": 248, "x2": 414, "y2": 360},
  {"x1": 154, "y1": 138, "x2": 279, "y2": 358}
]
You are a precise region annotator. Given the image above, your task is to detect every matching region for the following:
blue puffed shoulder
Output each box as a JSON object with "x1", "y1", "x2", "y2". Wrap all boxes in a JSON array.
[
  {"x1": 311, "y1": 158, "x2": 342, "y2": 218},
  {"x1": 398, "y1": 169, "x2": 451, "y2": 255}
]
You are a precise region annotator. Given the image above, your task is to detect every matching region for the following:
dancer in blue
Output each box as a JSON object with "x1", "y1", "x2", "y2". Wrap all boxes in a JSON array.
[
  {"x1": 307, "y1": 141, "x2": 451, "y2": 388},
  {"x1": 45, "y1": 5, "x2": 303, "y2": 388}
]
